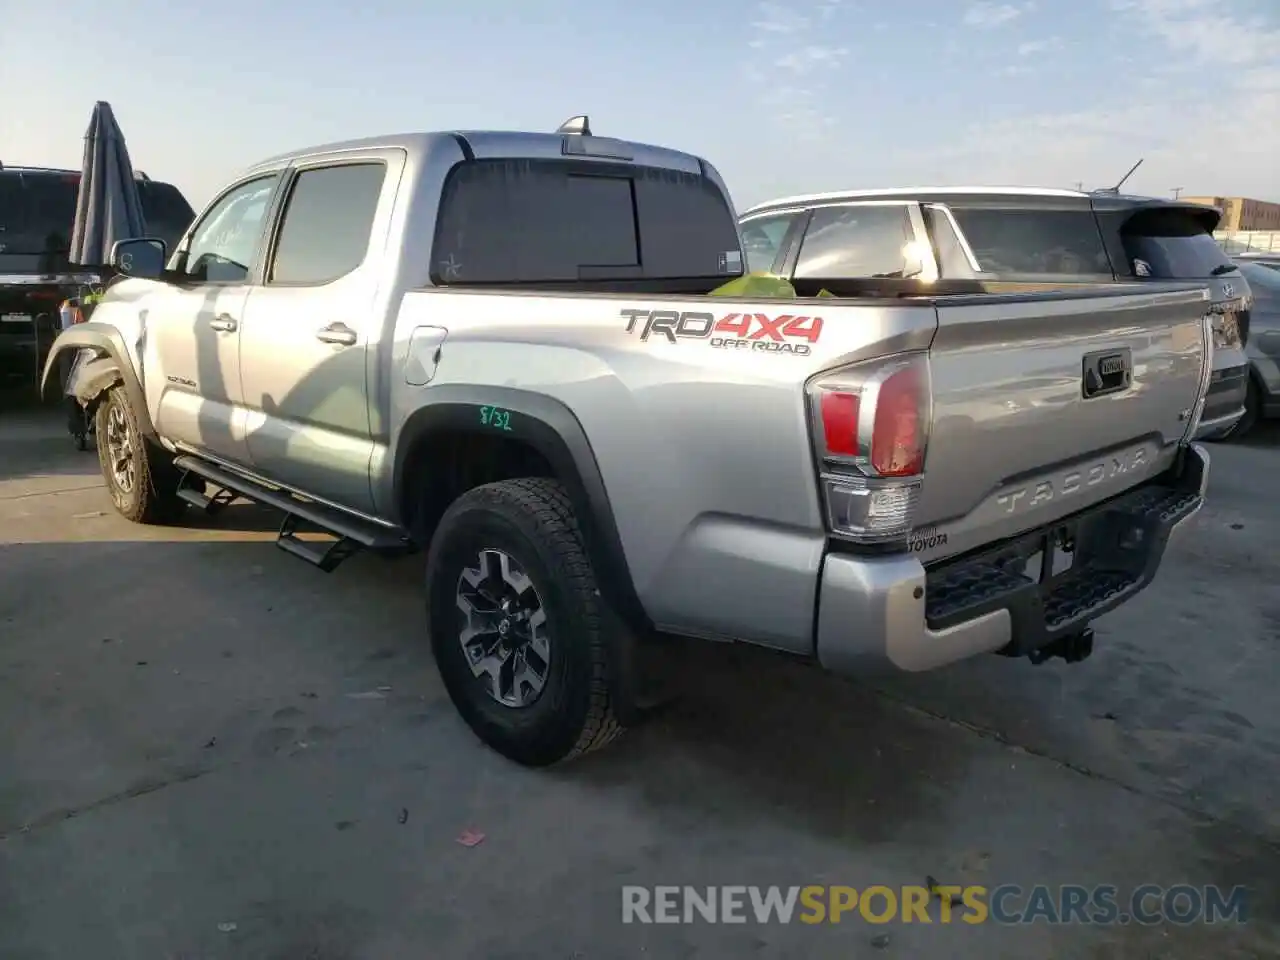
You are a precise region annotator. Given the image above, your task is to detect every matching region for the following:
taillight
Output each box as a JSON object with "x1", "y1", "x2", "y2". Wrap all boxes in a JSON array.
[
  {"x1": 807, "y1": 354, "x2": 931, "y2": 543},
  {"x1": 1209, "y1": 309, "x2": 1240, "y2": 349},
  {"x1": 819, "y1": 391, "x2": 859, "y2": 456},
  {"x1": 871, "y1": 361, "x2": 927, "y2": 476}
]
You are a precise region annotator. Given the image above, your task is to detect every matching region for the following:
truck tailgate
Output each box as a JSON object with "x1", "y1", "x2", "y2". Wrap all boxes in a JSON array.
[{"x1": 915, "y1": 285, "x2": 1210, "y2": 563}]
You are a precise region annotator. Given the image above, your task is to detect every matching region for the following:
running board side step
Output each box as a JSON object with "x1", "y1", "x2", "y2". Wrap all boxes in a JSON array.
[{"x1": 172, "y1": 455, "x2": 410, "y2": 572}]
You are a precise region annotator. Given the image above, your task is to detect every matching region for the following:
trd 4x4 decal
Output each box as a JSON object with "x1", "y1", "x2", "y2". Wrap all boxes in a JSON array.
[{"x1": 620, "y1": 308, "x2": 823, "y2": 356}]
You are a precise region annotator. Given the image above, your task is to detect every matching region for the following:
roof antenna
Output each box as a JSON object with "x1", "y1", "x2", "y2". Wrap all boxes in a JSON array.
[
  {"x1": 556, "y1": 115, "x2": 591, "y2": 136},
  {"x1": 1096, "y1": 158, "x2": 1143, "y2": 195}
]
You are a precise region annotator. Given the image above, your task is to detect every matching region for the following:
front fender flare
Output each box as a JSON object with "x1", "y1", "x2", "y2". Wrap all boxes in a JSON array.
[{"x1": 40, "y1": 322, "x2": 155, "y2": 437}]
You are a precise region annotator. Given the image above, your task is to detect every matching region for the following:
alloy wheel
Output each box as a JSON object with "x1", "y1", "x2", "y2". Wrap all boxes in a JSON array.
[
  {"x1": 455, "y1": 548, "x2": 552, "y2": 707},
  {"x1": 104, "y1": 403, "x2": 136, "y2": 494}
]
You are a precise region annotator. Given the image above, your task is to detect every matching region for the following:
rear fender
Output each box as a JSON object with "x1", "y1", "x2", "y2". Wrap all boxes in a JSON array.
[{"x1": 39, "y1": 322, "x2": 155, "y2": 437}]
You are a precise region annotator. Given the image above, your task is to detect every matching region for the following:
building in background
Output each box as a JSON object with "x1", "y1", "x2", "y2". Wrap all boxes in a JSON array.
[{"x1": 1183, "y1": 196, "x2": 1280, "y2": 232}]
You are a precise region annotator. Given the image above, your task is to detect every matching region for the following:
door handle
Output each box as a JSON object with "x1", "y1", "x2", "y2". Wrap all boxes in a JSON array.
[
  {"x1": 316, "y1": 323, "x2": 357, "y2": 346},
  {"x1": 209, "y1": 314, "x2": 237, "y2": 333}
]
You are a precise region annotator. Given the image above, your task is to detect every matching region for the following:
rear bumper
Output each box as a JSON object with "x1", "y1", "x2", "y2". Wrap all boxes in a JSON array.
[
  {"x1": 814, "y1": 443, "x2": 1209, "y2": 676},
  {"x1": 1193, "y1": 364, "x2": 1248, "y2": 438}
]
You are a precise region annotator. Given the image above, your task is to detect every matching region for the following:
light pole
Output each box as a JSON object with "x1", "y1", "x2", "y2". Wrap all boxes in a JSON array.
[{"x1": 1172, "y1": 187, "x2": 1184, "y2": 199}]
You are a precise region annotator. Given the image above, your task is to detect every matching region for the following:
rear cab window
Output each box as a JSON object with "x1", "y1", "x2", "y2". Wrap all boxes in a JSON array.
[
  {"x1": 431, "y1": 159, "x2": 742, "y2": 285},
  {"x1": 0, "y1": 171, "x2": 79, "y2": 258},
  {"x1": 0, "y1": 170, "x2": 195, "y2": 267}
]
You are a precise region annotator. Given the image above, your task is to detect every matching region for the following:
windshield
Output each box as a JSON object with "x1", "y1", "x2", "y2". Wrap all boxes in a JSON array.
[{"x1": 1120, "y1": 208, "x2": 1236, "y2": 279}]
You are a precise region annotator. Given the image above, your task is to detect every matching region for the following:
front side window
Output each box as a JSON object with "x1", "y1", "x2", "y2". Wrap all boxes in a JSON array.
[
  {"x1": 739, "y1": 213, "x2": 798, "y2": 273},
  {"x1": 949, "y1": 208, "x2": 1112, "y2": 276},
  {"x1": 183, "y1": 175, "x2": 280, "y2": 283},
  {"x1": 268, "y1": 163, "x2": 387, "y2": 285},
  {"x1": 792, "y1": 204, "x2": 915, "y2": 280},
  {"x1": 432, "y1": 159, "x2": 740, "y2": 284}
]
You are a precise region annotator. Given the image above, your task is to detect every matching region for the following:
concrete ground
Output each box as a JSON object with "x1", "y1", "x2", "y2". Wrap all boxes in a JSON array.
[{"x1": 1, "y1": 404, "x2": 1277, "y2": 959}]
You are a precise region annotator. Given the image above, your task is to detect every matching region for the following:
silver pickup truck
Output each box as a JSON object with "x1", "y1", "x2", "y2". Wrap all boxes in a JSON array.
[{"x1": 44, "y1": 118, "x2": 1213, "y2": 767}]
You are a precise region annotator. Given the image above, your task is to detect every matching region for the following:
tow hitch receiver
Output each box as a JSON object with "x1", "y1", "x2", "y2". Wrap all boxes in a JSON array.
[{"x1": 1028, "y1": 627, "x2": 1094, "y2": 665}]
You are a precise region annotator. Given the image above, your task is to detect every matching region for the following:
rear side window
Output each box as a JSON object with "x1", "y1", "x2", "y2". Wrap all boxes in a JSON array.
[
  {"x1": 949, "y1": 208, "x2": 1112, "y2": 276},
  {"x1": 269, "y1": 163, "x2": 387, "y2": 285},
  {"x1": 1119, "y1": 208, "x2": 1236, "y2": 279},
  {"x1": 792, "y1": 204, "x2": 915, "y2": 280},
  {"x1": 739, "y1": 213, "x2": 799, "y2": 273},
  {"x1": 432, "y1": 159, "x2": 741, "y2": 284}
]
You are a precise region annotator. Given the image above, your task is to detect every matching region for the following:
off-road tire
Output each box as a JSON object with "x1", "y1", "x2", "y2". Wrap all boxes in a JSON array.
[
  {"x1": 426, "y1": 478, "x2": 624, "y2": 766},
  {"x1": 94, "y1": 386, "x2": 187, "y2": 524}
]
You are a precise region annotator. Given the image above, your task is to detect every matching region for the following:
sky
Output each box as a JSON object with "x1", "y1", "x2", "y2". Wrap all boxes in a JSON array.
[{"x1": 2, "y1": 0, "x2": 1276, "y2": 214}]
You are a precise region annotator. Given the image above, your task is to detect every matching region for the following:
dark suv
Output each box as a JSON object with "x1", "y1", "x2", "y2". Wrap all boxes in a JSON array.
[
  {"x1": 739, "y1": 187, "x2": 1251, "y2": 440},
  {"x1": 0, "y1": 165, "x2": 195, "y2": 391}
]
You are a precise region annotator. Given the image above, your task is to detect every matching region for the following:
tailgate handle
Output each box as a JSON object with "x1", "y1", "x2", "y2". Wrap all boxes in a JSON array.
[{"x1": 1082, "y1": 348, "x2": 1132, "y2": 399}]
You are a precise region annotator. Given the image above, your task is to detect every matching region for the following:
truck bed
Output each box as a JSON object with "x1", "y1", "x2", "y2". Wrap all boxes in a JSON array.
[{"x1": 392, "y1": 282, "x2": 1211, "y2": 590}]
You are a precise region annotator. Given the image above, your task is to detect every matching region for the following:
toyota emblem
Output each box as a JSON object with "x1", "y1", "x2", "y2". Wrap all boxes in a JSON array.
[{"x1": 1222, "y1": 281, "x2": 1235, "y2": 298}]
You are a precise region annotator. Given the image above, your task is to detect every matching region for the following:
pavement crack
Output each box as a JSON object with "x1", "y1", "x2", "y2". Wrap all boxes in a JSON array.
[
  {"x1": 869, "y1": 683, "x2": 1280, "y2": 854},
  {"x1": 0, "y1": 765, "x2": 217, "y2": 842},
  {"x1": 0, "y1": 483, "x2": 103, "y2": 502}
]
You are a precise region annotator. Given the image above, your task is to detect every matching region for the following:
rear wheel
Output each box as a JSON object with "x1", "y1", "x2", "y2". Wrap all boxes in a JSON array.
[
  {"x1": 94, "y1": 386, "x2": 187, "y2": 524},
  {"x1": 426, "y1": 478, "x2": 624, "y2": 766}
]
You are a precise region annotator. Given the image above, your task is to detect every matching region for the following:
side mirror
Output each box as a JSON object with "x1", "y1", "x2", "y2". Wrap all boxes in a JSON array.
[{"x1": 110, "y1": 237, "x2": 168, "y2": 279}]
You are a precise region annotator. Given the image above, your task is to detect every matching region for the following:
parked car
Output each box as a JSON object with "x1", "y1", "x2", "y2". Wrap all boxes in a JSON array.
[
  {"x1": 0, "y1": 164, "x2": 195, "y2": 391},
  {"x1": 1234, "y1": 252, "x2": 1280, "y2": 272},
  {"x1": 739, "y1": 187, "x2": 1251, "y2": 440},
  {"x1": 1228, "y1": 260, "x2": 1280, "y2": 436},
  {"x1": 45, "y1": 123, "x2": 1211, "y2": 766}
]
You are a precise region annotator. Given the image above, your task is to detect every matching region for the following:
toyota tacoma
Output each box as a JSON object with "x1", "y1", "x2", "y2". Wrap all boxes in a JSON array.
[{"x1": 43, "y1": 118, "x2": 1213, "y2": 766}]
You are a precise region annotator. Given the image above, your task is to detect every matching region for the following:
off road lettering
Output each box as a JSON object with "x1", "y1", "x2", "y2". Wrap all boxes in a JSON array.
[{"x1": 621, "y1": 308, "x2": 821, "y2": 356}]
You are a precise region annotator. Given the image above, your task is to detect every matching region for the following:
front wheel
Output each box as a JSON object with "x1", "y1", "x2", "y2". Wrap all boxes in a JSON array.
[
  {"x1": 426, "y1": 478, "x2": 624, "y2": 766},
  {"x1": 94, "y1": 386, "x2": 187, "y2": 524}
]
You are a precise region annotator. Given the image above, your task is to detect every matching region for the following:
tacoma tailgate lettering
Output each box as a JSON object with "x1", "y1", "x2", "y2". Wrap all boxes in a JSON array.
[{"x1": 996, "y1": 448, "x2": 1149, "y2": 515}]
